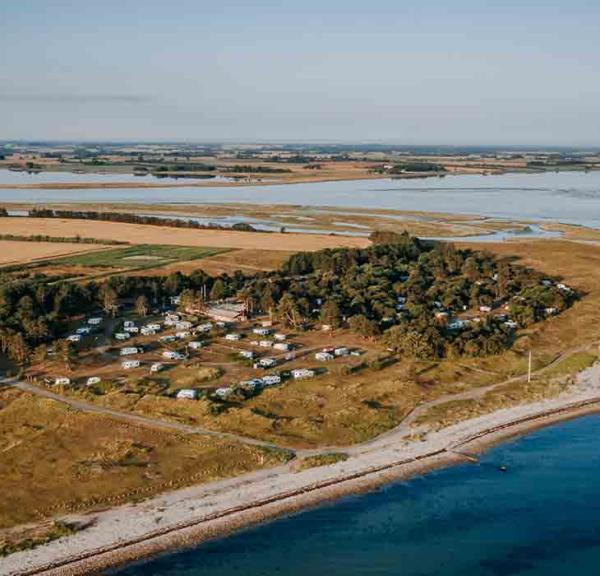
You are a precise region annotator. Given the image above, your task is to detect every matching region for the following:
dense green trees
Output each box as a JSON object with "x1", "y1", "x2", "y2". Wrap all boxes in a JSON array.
[{"x1": 0, "y1": 232, "x2": 577, "y2": 365}]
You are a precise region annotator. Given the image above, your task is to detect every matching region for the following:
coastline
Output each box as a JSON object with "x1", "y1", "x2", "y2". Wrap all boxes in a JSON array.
[{"x1": 4, "y1": 364, "x2": 599, "y2": 576}]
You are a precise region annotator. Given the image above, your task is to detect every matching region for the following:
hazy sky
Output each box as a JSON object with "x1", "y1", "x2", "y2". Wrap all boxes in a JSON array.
[{"x1": 1, "y1": 0, "x2": 599, "y2": 144}]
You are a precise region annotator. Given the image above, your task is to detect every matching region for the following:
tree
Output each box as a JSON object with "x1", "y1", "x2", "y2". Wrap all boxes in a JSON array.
[
  {"x1": 57, "y1": 339, "x2": 75, "y2": 372},
  {"x1": 348, "y1": 315, "x2": 380, "y2": 339},
  {"x1": 135, "y1": 295, "x2": 149, "y2": 317},
  {"x1": 210, "y1": 279, "x2": 226, "y2": 301},
  {"x1": 277, "y1": 293, "x2": 303, "y2": 328},
  {"x1": 320, "y1": 300, "x2": 341, "y2": 329},
  {"x1": 99, "y1": 285, "x2": 118, "y2": 317},
  {"x1": 384, "y1": 325, "x2": 443, "y2": 359}
]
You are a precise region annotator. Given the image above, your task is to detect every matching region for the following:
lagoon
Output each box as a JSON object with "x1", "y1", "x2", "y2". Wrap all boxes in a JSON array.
[{"x1": 2, "y1": 171, "x2": 600, "y2": 230}]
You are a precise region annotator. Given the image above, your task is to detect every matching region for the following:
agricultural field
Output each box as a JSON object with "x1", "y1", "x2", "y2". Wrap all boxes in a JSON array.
[
  {"x1": 43, "y1": 244, "x2": 229, "y2": 271},
  {"x1": 0, "y1": 217, "x2": 369, "y2": 251},
  {"x1": 0, "y1": 240, "x2": 108, "y2": 266}
]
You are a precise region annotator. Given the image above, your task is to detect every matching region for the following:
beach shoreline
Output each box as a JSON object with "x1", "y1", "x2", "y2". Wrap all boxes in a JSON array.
[{"x1": 4, "y1": 364, "x2": 599, "y2": 576}]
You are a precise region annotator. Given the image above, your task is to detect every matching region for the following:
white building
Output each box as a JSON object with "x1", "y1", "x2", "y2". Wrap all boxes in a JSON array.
[
  {"x1": 122, "y1": 360, "x2": 140, "y2": 369},
  {"x1": 87, "y1": 317, "x2": 103, "y2": 325},
  {"x1": 214, "y1": 387, "x2": 233, "y2": 399},
  {"x1": 239, "y1": 350, "x2": 255, "y2": 359},
  {"x1": 86, "y1": 376, "x2": 101, "y2": 386},
  {"x1": 273, "y1": 342, "x2": 291, "y2": 352},
  {"x1": 259, "y1": 339, "x2": 273, "y2": 348},
  {"x1": 120, "y1": 347, "x2": 140, "y2": 356},
  {"x1": 176, "y1": 389, "x2": 198, "y2": 400},
  {"x1": 76, "y1": 326, "x2": 91, "y2": 335},
  {"x1": 162, "y1": 350, "x2": 183, "y2": 360},
  {"x1": 291, "y1": 368, "x2": 315, "y2": 380},
  {"x1": 150, "y1": 362, "x2": 163, "y2": 373},
  {"x1": 334, "y1": 347, "x2": 350, "y2": 357},
  {"x1": 258, "y1": 358, "x2": 277, "y2": 368},
  {"x1": 114, "y1": 333, "x2": 130, "y2": 341},
  {"x1": 225, "y1": 333, "x2": 241, "y2": 341},
  {"x1": 261, "y1": 375, "x2": 281, "y2": 387},
  {"x1": 54, "y1": 377, "x2": 70, "y2": 386},
  {"x1": 176, "y1": 331, "x2": 191, "y2": 339},
  {"x1": 274, "y1": 333, "x2": 287, "y2": 341},
  {"x1": 315, "y1": 352, "x2": 334, "y2": 361},
  {"x1": 67, "y1": 334, "x2": 82, "y2": 343},
  {"x1": 253, "y1": 327, "x2": 271, "y2": 336},
  {"x1": 188, "y1": 341, "x2": 204, "y2": 350}
]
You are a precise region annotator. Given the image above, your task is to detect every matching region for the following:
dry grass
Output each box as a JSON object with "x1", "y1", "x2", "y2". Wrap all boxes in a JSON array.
[
  {"x1": 127, "y1": 249, "x2": 293, "y2": 277},
  {"x1": 0, "y1": 389, "x2": 289, "y2": 530},
  {"x1": 0, "y1": 218, "x2": 369, "y2": 252},
  {"x1": 0, "y1": 241, "x2": 108, "y2": 266}
]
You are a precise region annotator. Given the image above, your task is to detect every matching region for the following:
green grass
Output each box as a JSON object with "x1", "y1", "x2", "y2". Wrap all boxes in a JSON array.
[
  {"x1": 541, "y1": 351, "x2": 598, "y2": 379},
  {"x1": 295, "y1": 452, "x2": 349, "y2": 471},
  {"x1": 44, "y1": 245, "x2": 229, "y2": 269}
]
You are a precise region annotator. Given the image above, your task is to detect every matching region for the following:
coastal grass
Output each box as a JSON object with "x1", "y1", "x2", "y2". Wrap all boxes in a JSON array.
[
  {"x1": 295, "y1": 452, "x2": 349, "y2": 472},
  {"x1": 0, "y1": 389, "x2": 289, "y2": 530}
]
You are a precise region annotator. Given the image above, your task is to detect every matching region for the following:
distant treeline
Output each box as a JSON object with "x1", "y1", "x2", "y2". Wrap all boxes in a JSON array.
[
  {"x1": 26, "y1": 208, "x2": 260, "y2": 233},
  {"x1": 224, "y1": 165, "x2": 292, "y2": 174},
  {"x1": 388, "y1": 162, "x2": 447, "y2": 173},
  {"x1": 152, "y1": 163, "x2": 216, "y2": 172},
  {"x1": 0, "y1": 234, "x2": 127, "y2": 246}
]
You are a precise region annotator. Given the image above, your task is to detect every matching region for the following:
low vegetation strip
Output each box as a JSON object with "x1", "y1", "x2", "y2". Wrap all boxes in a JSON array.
[
  {"x1": 295, "y1": 453, "x2": 349, "y2": 471},
  {"x1": 0, "y1": 234, "x2": 126, "y2": 246},
  {"x1": 25, "y1": 208, "x2": 262, "y2": 233}
]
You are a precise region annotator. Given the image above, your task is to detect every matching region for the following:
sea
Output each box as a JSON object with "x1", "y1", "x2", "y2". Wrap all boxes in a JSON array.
[{"x1": 111, "y1": 414, "x2": 600, "y2": 576}]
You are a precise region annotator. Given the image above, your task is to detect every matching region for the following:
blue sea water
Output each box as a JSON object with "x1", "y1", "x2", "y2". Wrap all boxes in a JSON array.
[{"x1": 113, "y1": 414, "x2": 600, "y2": 576}]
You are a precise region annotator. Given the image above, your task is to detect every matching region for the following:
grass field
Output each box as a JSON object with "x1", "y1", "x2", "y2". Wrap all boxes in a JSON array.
[
  {"x1": 46, "y1": 244, "x2": 229, "y2": 270},
  {"x1": 0, "y1": 241, "x2": 108, "y2": 267},
  {"x1": 0, "y1": 389, "x2": 289, "y2": 531}
]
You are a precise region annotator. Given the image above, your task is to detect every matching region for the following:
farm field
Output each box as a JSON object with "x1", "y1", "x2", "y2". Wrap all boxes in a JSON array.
[
  {"x1": 43, "y1": 244, "x2": 229, "y2": 270},
  {"x1": 0, "y1": 240, "x2": 108, "y2": 266},
  {"x1": 0, "y1": 217, "x2": 369, "y2": 251},
  {"x1": 127, "y1": 249, "x2": 294, "y2": 277}
]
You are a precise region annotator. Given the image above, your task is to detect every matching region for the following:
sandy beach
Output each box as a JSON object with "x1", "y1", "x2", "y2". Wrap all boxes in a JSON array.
[{"x1": 2, "y1": 363, "x2": 598, "y2": 576}]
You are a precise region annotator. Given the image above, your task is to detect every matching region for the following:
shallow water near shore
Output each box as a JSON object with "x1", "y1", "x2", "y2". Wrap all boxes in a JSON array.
[
  {"x1": 3, "y1": 170, "x2": 600, "y2": 230},
  {"x1": 112, "y1": 413, "x2": 600, "y2": 576}
]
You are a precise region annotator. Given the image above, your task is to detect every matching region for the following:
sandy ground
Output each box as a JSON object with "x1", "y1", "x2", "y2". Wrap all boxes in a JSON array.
[
  {"x1": 4, "y1": 363, "x2": 599, "y2": 576},
  {"x1": 0, "y1": 241, "x2": 107, "y2": 266},
  {"x1": 0, "y1": 218, "x2": 369, "y2": 252}
]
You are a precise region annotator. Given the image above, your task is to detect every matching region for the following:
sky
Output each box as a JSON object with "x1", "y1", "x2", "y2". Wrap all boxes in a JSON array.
[{"x1": 1, "y1": 0, "x2": 599, "y2": 145}]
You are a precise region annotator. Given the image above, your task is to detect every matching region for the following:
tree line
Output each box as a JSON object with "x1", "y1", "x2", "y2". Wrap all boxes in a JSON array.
[
  {"x1": 23, "y1": 208, "x2": 261, "y2": 233},
  {"x1": 0, "y1": 231, "x2": 577, "y2": 365}
]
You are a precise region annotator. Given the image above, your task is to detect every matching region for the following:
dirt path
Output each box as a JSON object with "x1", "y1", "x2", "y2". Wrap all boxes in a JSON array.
[{"x1": 0, "y1": 378, "x2": 286, "y2": 452}]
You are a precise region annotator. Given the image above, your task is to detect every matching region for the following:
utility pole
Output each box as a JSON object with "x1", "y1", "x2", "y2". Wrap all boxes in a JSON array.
[{"x1": 528, "y1": 350, "x2": 532, "y2": 383}]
